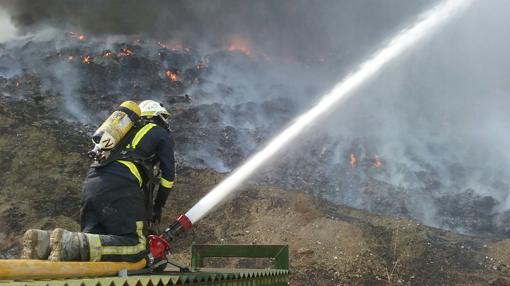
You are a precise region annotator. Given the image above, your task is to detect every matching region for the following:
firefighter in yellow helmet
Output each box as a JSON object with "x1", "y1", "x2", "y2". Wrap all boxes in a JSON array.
[{"x1": 21, "y1": 100, "x2": 176, "y2": 262}]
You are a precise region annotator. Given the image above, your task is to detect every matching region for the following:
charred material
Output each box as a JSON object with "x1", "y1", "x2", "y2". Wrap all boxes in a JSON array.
[{"x1": 0, "y1": 31, "x2": 509, "y2": 240}]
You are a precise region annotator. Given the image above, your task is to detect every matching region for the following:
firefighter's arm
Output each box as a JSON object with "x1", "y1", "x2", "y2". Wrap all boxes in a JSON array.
[{"x1": 153, "y1": 133, "x2": 176, "y2": 222}]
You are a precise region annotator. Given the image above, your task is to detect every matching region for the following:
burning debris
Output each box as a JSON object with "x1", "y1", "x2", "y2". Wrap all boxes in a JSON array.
[
  {"x1": 67, "y1": 32, "x2": 87, "y2": 41},
  {"x1": 102, "y1": 50, "x2": 113, "y2": 57},
  {"x1": 348, "y1": 153, "x2": 382, "y2": 169},
  {"x1": 373, "y1": 155, "x2": 382, "y2": 168},
  {"x1": 350, "y1": 153, "x2": 357, "y2": 168},
  {"x1": 165, "y1": 70, "x2": 178, "y2": 82},
  {"x1": 82, "y1": 55, "x2": 92, "y2": 64},
  {"x1": 0, "y1": 31, "x2": 509, "y2": 239},
  {"x1": 0, "y1": 0, "x2": 509, "y2": 240},
  {"x1": 226, "y1": 37, "x2": 253, "y2": 57},
  {"x1": 119, "y1": 47, "x2": 134, "y2": 57}
]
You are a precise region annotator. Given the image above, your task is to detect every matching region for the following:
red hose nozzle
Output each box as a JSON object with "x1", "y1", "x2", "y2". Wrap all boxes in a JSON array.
[
  {"x1": 176, "y1": 214, "x2": 193, "y2": 231},
  {"x1": 162, "y1": 214, "x2": 193, "y2": 241},
  {"x1": 149, "y1": 214, "x2": 193, "y2": 260}
]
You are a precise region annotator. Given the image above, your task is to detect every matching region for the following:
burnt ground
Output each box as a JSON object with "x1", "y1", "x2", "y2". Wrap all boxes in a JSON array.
[
  {"x1": 1, "y1": 94, "x2": 510, "y2": 285},
  {"x1": 1, "y1": 35, "x2": 510, "y2": 285},
  {"x1": 1, "y1": 35, "x2": 509, "y2": 238}
]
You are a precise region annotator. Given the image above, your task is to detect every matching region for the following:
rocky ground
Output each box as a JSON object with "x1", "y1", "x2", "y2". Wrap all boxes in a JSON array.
[{"x1": 2, "y1": 94, "x2": 510, "y2": 285}]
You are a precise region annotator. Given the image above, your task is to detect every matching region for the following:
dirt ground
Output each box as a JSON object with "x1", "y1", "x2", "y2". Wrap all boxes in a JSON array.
[
  {"x1": 165, "y1": 169, "x2": 510, "y2": 285},
  {"x1": 2, "y1": 97, "x2": 510, "y2": 285}
]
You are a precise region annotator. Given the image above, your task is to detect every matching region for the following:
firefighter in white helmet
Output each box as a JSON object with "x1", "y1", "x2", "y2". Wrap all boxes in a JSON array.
[{"x1": 21, "y1": 100, "x2": 176, "y2": 262}]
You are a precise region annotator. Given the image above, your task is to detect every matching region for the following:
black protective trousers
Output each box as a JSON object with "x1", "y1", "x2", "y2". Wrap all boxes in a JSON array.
[{"x1": 80, "y1": 171, "x2": 148, "y2": 262}]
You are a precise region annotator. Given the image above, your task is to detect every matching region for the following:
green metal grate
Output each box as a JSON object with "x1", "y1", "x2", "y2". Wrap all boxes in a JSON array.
[
  {"x1": 191, "y1": 244, "x2": 289, "y2": 270},
  {"x1": 0, "y1": 268, "x2": 288, "y2": 286}
]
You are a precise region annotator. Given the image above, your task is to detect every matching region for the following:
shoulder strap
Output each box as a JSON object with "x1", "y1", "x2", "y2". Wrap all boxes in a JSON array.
[{"x1": 90, "y1": 126, "x2": 140, "y2": 168}]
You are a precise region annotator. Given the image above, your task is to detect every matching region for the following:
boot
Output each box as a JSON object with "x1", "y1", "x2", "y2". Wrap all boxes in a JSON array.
[
  {"x1": 21, "y1": 229, "x2": 51, "y2": 260},
  {"x1": 48, "y1": 228, "x2": 88, "y2": 261}
]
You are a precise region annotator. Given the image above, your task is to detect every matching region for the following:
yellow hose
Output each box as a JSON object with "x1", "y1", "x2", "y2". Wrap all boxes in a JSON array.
[{"x1": 0, "y1": 259, "x2": 146, "y2": 280}]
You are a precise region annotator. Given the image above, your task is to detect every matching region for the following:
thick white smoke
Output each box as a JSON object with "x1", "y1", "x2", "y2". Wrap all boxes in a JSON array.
[
  {"x1": 1, "y1": 0, "x2": 508, "y2": 236},
  {"x1": 0, "y1": 8, "x2": 16, "y2": 43},
  {"x1": 185, "y1": 0, "x2": 474, "y2": 224}
]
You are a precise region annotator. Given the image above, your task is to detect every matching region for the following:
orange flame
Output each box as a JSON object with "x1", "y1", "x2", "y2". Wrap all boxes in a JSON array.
[
  {"x1": 165, "y1": 70, "x2": 178, "y2": 82},
  {"x1": 68, "y1": 32, "x2": 87, "y2": 41},
  {"x1": 374, "y1": 155, "x2": 382, "y2": 168},
  {"x1": 350, "y1": 153, "x2": 357, "y2": 168},
  {"x1": 82, "y1": 55, "x2": 93, "y2": 64}
]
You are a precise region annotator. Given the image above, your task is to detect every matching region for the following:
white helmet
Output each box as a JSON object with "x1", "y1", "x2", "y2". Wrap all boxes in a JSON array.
[{"x1": 139, "y1": 100, "x2": 170, "y2": 123}]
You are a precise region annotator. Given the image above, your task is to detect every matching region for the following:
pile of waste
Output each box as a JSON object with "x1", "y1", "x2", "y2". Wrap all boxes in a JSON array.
[{"x1": 0, "y1": 31, "x2": 508, "y2": 240}]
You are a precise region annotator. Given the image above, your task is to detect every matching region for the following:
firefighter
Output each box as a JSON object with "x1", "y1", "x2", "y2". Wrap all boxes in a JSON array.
[{"x1": 21, "y1": 100, "x2": 176, "y2": 262}]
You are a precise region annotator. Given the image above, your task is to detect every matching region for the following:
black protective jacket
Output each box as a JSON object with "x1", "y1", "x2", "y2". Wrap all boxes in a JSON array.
[{"x1": 89, "y1": 122, "x2": 176, "y2": 214}]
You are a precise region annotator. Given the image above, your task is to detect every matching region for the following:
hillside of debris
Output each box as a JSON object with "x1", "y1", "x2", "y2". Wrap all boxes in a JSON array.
[
  {"x1": 1, "y1": 34, "x2": 509, "y2": 238},
  {"x1": 1, "y1": 93, "x2": 510, "y2": 285}
]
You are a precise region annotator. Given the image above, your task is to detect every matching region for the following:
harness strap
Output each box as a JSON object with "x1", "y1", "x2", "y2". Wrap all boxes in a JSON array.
[
  {"x1": 117, "y1": 160, "x2": 143, "y2": 187},
  {"x1": 117, "y1": 106, "x2": 141, "y2": 125}
]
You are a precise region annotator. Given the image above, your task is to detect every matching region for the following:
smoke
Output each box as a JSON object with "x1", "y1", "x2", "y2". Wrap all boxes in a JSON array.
[
  {"x1": 0, "y1": 7, "x2": 16, "y2": 43},
  {"x1": 50, "y1": 61, "x2": 93, "y2": 123},
  {"x1": 1, "y1": 0, "x2": 510, "y2": 236},
  {"x1": 260, "y1": 0, "x2": 510, "y2": 235},
  {"x1": 0, "y1": 0, "x2": 434, "y2": 61}
]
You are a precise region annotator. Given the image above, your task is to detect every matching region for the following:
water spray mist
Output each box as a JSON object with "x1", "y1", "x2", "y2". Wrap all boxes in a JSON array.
[{"x1": 168, "y1": 0, "x2": 474, "y2": 234}]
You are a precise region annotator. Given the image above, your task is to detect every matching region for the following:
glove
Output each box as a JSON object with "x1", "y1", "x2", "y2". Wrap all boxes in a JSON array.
[{"x1": 152, "y1": 188, "x2": 171, "y2": 223}]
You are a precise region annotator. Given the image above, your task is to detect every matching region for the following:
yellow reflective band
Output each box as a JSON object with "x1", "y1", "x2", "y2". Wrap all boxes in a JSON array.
[
  {"x1": 117, "y1": 160, "x2": 142, "y2": 187},
  {"x1": 141, "y1": 111, "x2": 156, "y2": 117},
  {"x1": 160, "y1": 177, "x2": 174, "y2": 189},
  {"x1": 131, "y1": 123, "x2": 157, "y2": 149},
  {"x1": 100, "y1": 221, "x2": 146, "y2": 256},
  {"x1": 85, "y1": 233, "x2": 102, "y2": 262}
]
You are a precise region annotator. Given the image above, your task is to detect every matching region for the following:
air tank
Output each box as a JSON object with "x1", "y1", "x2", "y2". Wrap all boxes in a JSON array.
[{"x1": 92, "y1": 101, "x2": 141, "y2": 151}]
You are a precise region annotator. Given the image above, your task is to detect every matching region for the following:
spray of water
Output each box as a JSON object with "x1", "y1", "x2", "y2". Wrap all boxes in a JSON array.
[{"x1": 185, "y1": 0, "x2": 474, "y2": 224}]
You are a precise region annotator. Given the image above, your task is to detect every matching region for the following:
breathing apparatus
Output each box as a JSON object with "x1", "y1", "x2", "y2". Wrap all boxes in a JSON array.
[{"x1": 87, "y1": 101, "x2": 141, "y2": 161}]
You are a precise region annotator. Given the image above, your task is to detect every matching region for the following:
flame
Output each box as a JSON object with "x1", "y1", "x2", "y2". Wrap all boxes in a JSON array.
[
  {"x1": 82, "y1": 55, "x2": 93, "y2": 64},
  {"x1": 374, "y1": 155, "x2": 382, "y2": 168},
  {"x1": 67, "y1": 55, "x2": 74, "y2": 61},
  {"x1": 119, "y1": 48, "x2": 134, "y2": 57},
  {"x1": 68, "y1": 32, "x2": 86, "y2": 41},
  {"x1": 350, "y1": 153, "x2": 357, "y2": 168},
  {"x1": 165, "y1": 70, "x2": 178, "y2": 82},
  {"x1": 227, "y1": 37, "x2": 253, "y2": 56},
  {"x1": 15, "y1": 81, "x2": 20, "y2": 87}
]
